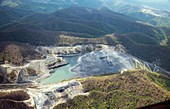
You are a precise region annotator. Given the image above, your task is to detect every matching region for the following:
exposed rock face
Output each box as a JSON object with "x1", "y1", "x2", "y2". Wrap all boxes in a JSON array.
[
  {"x1": 0, "y1": 65, "x2": 27, "y2": 83},
  {"x1": 27, "y1": 80, "x2": 87, "y2": 109},
  {"x1": 17, "y1": 69, "x2": 28, "y2": 83},
  {"x1": 7, "y1": 70, "x2": 18, "y2": 83},
  {"x1": 0, "y1": 58, "x2": 50, "y2": 84},
  {"x1": 26, "y1": 68, "x2": 37, "y2": 76},
  {"x1": 28, "y1": 60, "x2": 49, "y2": 74},
  {"x1": 0, "y1": 66, "x2": 8, "y2": 83},
  {"x1": 37, "y1": 45, "x2": 94, "y2": 55},
  {"x1": 72, "y1": 48, "x2": 135, "y2": 76}
]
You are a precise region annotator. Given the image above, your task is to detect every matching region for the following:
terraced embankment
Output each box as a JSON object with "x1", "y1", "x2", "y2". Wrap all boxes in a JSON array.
[{"x1": 0, "y1": 90, "x2": 34, "y2": 109}]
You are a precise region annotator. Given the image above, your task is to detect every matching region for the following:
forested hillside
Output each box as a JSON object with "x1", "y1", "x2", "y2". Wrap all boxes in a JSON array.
[
  {"x1": 54, "y1": 70, "x2": 170, "y2": 109},
  {"x1": 0, "y1": 42, "x2": 42, "y2": 65}
]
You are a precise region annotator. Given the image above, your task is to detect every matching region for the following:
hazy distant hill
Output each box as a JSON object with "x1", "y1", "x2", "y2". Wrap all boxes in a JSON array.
[
  {"x1": 1, "y1": 0, "x2": 170, "y2": 12},
  {"x1": 0, "y1": 6, "x2": 32, "y2": 26},
  {"x1": 115, "y1": 4, "x2": 170, "y2": 27},
  {"x1": 0, "y1": 0, "x2": 103, "y2": 12},
  {"x1": 103, "y1": 0, "x2": 170, "y2": 11}
]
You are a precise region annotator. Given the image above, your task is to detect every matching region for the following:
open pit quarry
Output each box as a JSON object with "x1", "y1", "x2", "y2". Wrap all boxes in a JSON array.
[{"x1": 0, "y1": 44, "x2": 169, "y2": 109}]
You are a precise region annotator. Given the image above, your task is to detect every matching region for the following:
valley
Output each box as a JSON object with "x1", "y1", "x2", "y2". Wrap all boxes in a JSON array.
[
  {"x1": 0, "y1": 6, "x2": 170, "y2": 72},
  {"x1": 0, "y1": 0, "x2": 170, "y2": 109}
]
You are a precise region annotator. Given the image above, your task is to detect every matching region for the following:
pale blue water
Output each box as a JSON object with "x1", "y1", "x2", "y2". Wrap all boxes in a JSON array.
[{"x1": 41, "y1": 56, "x2": 79, "y2": 84}]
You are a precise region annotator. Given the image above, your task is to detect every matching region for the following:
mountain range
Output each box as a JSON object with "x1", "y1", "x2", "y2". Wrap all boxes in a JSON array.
[
  {"x1": 0, "y1": 6, "x2": 168, "y2": 44},
  {"x1": 0, "y1": 1, "x2": 170, "y2": 71},
  {"x1": 0, "y1": 0, "x2": 103, "y2": 12},
  {"x1": 1, "y1": 0, "x2": 170, "y2": 28},
  {"x1": 115, "y1": 4, "x2": 170, "y2": 27},
  {"x1": 0, "y1": 1, "x2": 170, "y2": 109},
  {"x1": 1, "y1": 0, "x2": 170, "y2": 12},
  {"x1": 0, "y1": 6, "x2": 32, "y2": 26}
]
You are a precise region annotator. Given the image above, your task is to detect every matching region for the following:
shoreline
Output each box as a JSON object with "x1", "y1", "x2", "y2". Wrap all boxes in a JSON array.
[
  {"x1": 1, "y1": 44, "x2": 170, "y2": 109},
  {"x1": 58, "y1": 53, "x2": 82, "y2": 57}
]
